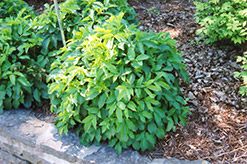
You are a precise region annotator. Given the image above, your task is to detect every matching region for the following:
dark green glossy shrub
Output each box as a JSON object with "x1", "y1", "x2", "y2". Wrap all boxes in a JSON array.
[{"x1": 48, "y1": 13, "x2": 190, "y2": 154}]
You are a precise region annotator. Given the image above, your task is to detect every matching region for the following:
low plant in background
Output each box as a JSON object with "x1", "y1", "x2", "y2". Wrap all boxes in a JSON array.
[
  {"x1": 235, "y1": 53, "x2": 247, "y2": 96},
  {"x1": 0, "y1": 0, "x2": 37, "y2": 18},
  {"x1": 48, "y1": 13, "x2": 190, "y2": 154},
  {"x1": 195, "y1": 0, "x2": 247, "y2": 44}
]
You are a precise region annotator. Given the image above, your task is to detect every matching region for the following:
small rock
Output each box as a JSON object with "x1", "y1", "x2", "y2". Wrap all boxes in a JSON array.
[
  {"x1": 188, "y1": 92, "x2": 196, "y2": 100},
  {"x1": 191, "y1": 100, "x2": 199, "y2": 106}
]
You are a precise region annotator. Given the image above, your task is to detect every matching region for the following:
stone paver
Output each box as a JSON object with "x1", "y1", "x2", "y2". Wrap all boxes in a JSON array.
[{"x1": 0, "y1": 109, "x2": 210, "y2": 164}]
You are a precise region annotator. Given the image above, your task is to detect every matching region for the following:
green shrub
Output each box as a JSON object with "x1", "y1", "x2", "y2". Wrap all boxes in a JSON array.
[
  {"x1": 235, "y1": 53, "x2": 247, "y2": 96},
  {"x1": 195, "y1": 0, "x2": 247, "y2": 44},
  {"x1": 0, "y1": 10, "x2": 50, "y2": 113},
  {"x1": 48, "y1": 13, "x2": 190, "y2": 154}
]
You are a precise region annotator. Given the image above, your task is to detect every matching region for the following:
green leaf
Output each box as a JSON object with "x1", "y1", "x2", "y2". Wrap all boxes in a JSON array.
[
  {"x1": 116, "y1": 108, "x2": 123, "y2": 122},
  {"x1": 133, "y1": 141, "x2": 140, "y2": 150},
  {"x1": 144, "y1": 88, "x2": 155, "y2": 98},
  {"x1": 10, "y1": 74, "x2": 16, "y2": 85},
  {"x1": 19, "y1": 55, "x2": 30, "y2": 60},
  {"x1": 140, "y1": 137, "x2": 148, "y2": 151},
  {"x1": 118, "y1": 101, "x2": 126, "y2": 110},
  {"x1": 128, "y1": 46, "x2": 135, "y2": 60},
  {"x1": 135, "y1": 88, "x2": 141, "y2": 98},
  {"x1": 166, "y1": 118, "x2": 174, "y2": 132},
  {"x1": 13, "y1": 99, "x2": 20, "y2": 109},
  {"x1": 156, "y1": 128, "x2": 165, "y2": 139},
  {"x1": 42, "y1": 37, "x2": 50, "y2": 55},
  {"x1": 88, "y1": 107, "x2": 99, "y2": 114},
  {"x1": 142, "y1": 111, "x2": 152, "y2": 119},
  {"x1": 0, "y1": 107, "x2": 3, "y2": 115},
  {"x1": 145, "y1": 100, "x2": 153, "y2": 111},
  {"x1": 116, "y1": 86, "x2": 127, "y2": 101},
  {"x1": 109, "y1": 138, "x2": 118, "y2": 147},
  {"x1": 136, "y1": 54, "x2": 149, "y2": 61},
  {"x1": 126, "y1": 119, "x2": 135, "y2": 131},
  {"x1": 4, "y1": 97, "x2": 12, "y2": 110},
  {"x1": 24, "y1": 95, "x2": 32, "y2": 108},
  {"x1": 17, "y1": 76, "x2": 30, "y2": 87},
  {"x1": 148, "y1": 122, "x2": 157, "y2": 134},
  {"x1": 106, "y1": 94, "x2": 115, "y2": 104},
  {"x1": 98, "y1": 93, "x2": 107, "y2": 109},
  {"x1": 154, "y1": 112, "x2": 162, "y2": 127},
  {"x1": 115, "y1": 142, "x2": 122, "y2": 154},
  {"x1": 86, "y1": 89, "x2": 100, "y2": 100},
  {"x1": 82, "y1": 115, "x2": 94, "y2": 124},
  {"x1": 127, "y1": 101, "x2": 137, "y2": 111},
  {"x1": 105, "y1": 63, "x2": 118, "y2": 74},
  {"x1": 179, "y1": 115, "x2": 187, "y2": 126},
  {"x1": 33, "y1": 89, "x2": 41, "y2": 102},
  {"x1": 147, "y1": 85, "x2": 161, "y2": 92},
  {"x1": 129, "y1": 73, "x2": 136, "y2": 85},
  {"x1": 137, "y1": 42, "x2": 144, "y2": 54},
  {"x1": 92, "y1": 116, "x2": 97, "y2": 129},
  {"x1": 121, "y1": 122, "x2": 128, "y2": 142},
  {"x1": 167, "y1": 108, "x2": 176, "y2": 116},
  {"x1": 143, "y1": 40, "x2": 160, "y2": 49},
  {"x1": 146, "y1": 133, "x2": 155, "y2": 146}
]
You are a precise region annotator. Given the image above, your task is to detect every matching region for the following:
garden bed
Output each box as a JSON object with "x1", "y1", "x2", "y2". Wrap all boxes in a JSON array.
[{"x1": 23, "y1": 0, "x2": 247, "y2": 163}]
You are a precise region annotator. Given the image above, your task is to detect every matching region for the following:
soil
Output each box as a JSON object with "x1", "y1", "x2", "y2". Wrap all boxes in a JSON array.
[{"x1": 24, "y1": 0, "x2": 247, "y2": 163}]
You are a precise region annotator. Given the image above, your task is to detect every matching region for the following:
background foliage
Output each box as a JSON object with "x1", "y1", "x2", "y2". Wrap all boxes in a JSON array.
[{"x1": 195, "y1": 0, "x2": 247, "y2": 44}]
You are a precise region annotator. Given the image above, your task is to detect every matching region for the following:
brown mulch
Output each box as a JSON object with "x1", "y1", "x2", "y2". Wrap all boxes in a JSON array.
[{"x1": 24, "y1": 0, "x2": 247, "y2": 163}]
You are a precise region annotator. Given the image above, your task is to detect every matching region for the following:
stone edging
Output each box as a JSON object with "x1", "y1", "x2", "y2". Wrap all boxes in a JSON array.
[{"x1": 0, "y1": 110, "x2": 210, "y2": 164}]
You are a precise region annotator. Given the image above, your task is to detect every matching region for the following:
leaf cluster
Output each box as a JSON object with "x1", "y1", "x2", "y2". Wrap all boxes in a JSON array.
[
  {"x1": 0, "y1": 0, "x2": 37, "y2": 18},
  {"x1": 195, "y1": 0, "x2": 247, "y2": 44},
  {"x1": 48, "y1": 13, "x2": 190, "y2": 154}
]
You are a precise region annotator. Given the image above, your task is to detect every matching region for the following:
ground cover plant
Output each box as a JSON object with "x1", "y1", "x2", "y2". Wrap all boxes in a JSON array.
[{"x1": 48, "y1": 13, "x2": 189, "y2": 154}]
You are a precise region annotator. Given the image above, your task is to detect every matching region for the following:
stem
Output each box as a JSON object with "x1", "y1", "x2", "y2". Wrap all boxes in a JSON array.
[{"x1": 53, "y1": 0, "x2": 66, "y2": 47}]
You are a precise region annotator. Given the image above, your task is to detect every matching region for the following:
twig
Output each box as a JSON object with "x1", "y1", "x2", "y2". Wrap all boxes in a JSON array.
[
  {"x1": 53, "y1": 0, "x2": 66, "y2": 47},
  {"x1": 203, "y1": 145, "x2": 247, "y2": 159}
]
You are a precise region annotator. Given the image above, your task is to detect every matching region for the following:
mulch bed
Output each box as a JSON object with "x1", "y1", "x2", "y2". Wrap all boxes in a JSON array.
[{"x1": 24, "y1": 0, "x2": 247, "y2": 163}]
